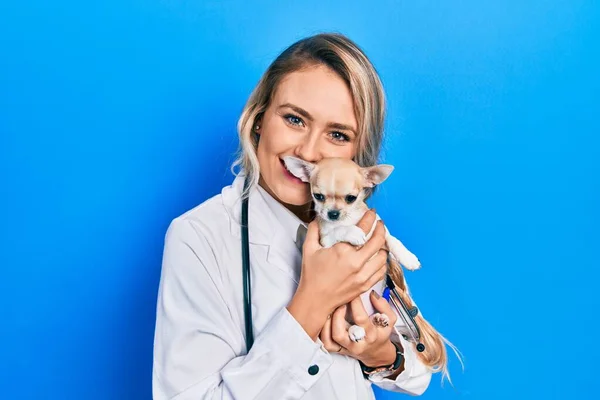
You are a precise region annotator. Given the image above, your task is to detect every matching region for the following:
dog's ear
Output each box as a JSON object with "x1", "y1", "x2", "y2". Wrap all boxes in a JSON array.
[
  {"x1": 362, "y1": 164, "x2": 394, "y2": 187},
  {"x1": 282, "y1": 156, "x2": 316, "y2": 183}
]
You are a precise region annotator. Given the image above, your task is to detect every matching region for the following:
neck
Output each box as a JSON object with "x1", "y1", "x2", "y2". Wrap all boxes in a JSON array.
[
  {"x1": 286, "y1": 202, "x2": 315, "y2": 224},
  {"x1": 258, "y1": 176, "x2": 315, "y2": 223}
]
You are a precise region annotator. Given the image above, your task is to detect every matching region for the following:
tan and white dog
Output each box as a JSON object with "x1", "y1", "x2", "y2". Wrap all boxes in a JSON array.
[{"x1": 283, "y1": 156, "x2": 421, "y2": 342}]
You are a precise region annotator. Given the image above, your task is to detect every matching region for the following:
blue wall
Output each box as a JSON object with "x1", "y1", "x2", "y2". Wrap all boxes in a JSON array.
[{"x1": 2, "y1": 1, "x2": 598, "y2": 399}]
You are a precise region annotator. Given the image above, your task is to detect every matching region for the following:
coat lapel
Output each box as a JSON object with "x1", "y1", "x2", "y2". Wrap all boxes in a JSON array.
[{"x1": 221, "y1": 174, "x2": 301, "y2": 284}]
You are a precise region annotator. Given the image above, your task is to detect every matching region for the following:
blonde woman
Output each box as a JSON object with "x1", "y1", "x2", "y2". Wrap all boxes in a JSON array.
[{"x1": 152, "y1": 33, "x2": 449, "y2": 399}]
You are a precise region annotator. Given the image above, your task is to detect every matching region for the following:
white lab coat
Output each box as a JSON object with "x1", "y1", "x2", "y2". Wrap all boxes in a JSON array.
[{"x1": 152, "y1": 174, "x2": 432, "y2": 399}]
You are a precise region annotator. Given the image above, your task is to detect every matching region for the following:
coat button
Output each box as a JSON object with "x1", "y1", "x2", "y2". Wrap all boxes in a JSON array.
[{"x1": 308, "y1": 365, "x2": 319, "y2": 375}]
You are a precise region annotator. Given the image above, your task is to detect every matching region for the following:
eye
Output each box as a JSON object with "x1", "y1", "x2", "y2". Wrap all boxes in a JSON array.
[
  {"x1": 313, "y1": 193, "x2": 325, "y2": 202},
  {"x1": 330, "y1": 131, "x2": 351, "y2": 142},
  {"x1": 345, "y1": 195, "x2": 357, "y2": 204},
  {"x1": 284, "y1": 114, "x2": 305, "y2": 127}
]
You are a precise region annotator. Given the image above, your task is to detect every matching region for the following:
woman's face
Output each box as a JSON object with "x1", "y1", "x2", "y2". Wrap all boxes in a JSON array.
[{"x1": 255, "y1": 65, "x2": 358, "y2": 212}]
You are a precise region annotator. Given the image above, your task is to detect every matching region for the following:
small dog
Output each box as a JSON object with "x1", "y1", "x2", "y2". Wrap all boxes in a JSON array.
[{"x1": 283, "y1": 156, "x2": 421, "y2": 342}]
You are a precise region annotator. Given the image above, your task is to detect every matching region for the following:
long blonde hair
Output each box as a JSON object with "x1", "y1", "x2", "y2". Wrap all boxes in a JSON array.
[
  {"x1": 231, "y1": 33, "x2": 385, "y2": 197},
  {"x1": 231, "y1": 32, "x2": 462, "y2": 383}
]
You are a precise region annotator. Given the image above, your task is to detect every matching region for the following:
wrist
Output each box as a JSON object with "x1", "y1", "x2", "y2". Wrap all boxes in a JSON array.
[
  {"x1": 287, "y1": 288, "x2": 330, "y2": 341},
  {"x1": 361, "y1": 340, "x2": 397, "y2": 368},
  {"x1": 359, "y1": 341, "x2": 405, "y2": 380}
]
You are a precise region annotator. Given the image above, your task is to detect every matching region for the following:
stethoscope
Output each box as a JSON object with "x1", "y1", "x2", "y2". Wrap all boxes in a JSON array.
[{"x1": 240, "y1": 176, "x2": 425, "y2": 353}]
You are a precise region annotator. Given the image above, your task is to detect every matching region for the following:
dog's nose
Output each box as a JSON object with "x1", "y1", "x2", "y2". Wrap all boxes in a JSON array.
[{"x1": 327, "y1": 210, "x2": 340, "y2": 220}]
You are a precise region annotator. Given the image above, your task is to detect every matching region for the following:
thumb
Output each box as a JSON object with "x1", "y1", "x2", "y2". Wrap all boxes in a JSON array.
[
  {"x1": 303, "y1": 220, "x2": 322, "y2": 253},
  {"x1": 370, "y1": 289, "x2": 393, "y2": 315}
]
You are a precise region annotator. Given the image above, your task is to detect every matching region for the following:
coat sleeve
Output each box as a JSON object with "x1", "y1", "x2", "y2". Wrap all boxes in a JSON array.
[
  {"x1": 152, "y1": 218, "x2": 333, "y2": 400},
  {"x1": 368, "y1": 297, "x2": 433, "y2": 396}
]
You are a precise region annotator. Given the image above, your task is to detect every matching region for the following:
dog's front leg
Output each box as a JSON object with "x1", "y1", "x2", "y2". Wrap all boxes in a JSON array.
[
  {"x1": 385, "y1": 227, "x2": 421, "y2": 270},
  {"x1": 320, "y1": 232, "x2": 339, "y2": 248},
  {"x1": 337, "y1": 225, "x2": 367, "y2": 247},
  {"x1": 321, "y1": 225, "x2": 366, "y2": 247}
]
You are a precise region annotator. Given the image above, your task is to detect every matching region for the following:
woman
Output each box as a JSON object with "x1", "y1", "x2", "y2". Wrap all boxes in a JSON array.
[{"x1": 152, "y1": 33, "x2": 435, "y2": 399}]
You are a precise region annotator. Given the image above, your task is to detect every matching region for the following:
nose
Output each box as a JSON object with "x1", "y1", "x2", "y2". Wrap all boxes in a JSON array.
[
  {"x1": 295, "y1": 131, "x2": 321, "y2": 163},
  {"x1": 327, "y1": 210, "x2": 340, "y2": 220}
]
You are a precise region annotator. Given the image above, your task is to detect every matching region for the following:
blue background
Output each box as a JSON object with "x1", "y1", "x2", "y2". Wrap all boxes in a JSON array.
[{"x1": 1, "y1": 1, "x2": 598, "y2": 399}]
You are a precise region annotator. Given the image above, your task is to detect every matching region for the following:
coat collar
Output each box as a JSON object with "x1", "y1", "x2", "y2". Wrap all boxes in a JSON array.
[
  {"x1": 222, "y1": 173, "x2": 307, "y2": 243},
  {"x1": 221, "y1": 173, "x2": 307, "y2": 283},
  {"x1": 221, "y1": 173, "x2": 274, "y2": 245},
  {"x1": 257, "y1": 184, "x2": 308, "y2": 249}
]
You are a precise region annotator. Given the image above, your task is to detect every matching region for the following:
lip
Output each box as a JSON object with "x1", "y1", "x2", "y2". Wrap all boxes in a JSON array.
[{"x1": 280, "y1": 158, "x2": 305, "y2": 184}]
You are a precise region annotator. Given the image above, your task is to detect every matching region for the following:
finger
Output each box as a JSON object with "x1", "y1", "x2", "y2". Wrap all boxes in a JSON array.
[
  {"x1": 356, "y1": 221, "x2": 386, "y2": 264},
  {"x1": 374, "y1": 263, "x2": 388, "y2": 286},
  {"x1": 359, "y1": 248, "x2": 389, "y2": 280},
  {"x1": 350, "y1": 296, "x2": 376, "y2": 342},
  {"x1": 369, "y1": 289, "x2": 397, "y2": 326},
  {"x1": 359, "y1": 263, "x2": 388, "y2": 294},
  {"x1": 349, "y1": 296, "x2": 369, "y2": 327},
  {"x1": 356, "y1": 209, "x2": 376, "y2": 235},
  {"x1": 381, "y1": 241, "x2": 390, "y2": 252},
  {"x1": 331, "y1": 304, "x2": 352, "y2": 349},
  {"x1": 302, "y1": 220, "x2": 321, "y2": 253},
  {"x1": 319, "y1": 314, "x2": 337, "y2": 351}
]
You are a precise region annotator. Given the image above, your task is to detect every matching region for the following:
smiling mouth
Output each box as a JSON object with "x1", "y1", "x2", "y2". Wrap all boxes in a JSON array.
[{"x1": 280, "y1": 158, "x2": 305, "y2": 184}]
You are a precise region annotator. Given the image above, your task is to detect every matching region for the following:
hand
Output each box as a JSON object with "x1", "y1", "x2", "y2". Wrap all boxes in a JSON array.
[
  {"x1": 287, "y1": 210, "x2": 388, "y2": 340},
  {"x1": 320, "y1": 291, "x2": 402, "y2": 369}
]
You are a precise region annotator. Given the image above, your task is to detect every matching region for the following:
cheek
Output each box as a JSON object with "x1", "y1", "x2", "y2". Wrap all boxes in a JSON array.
[
  {"x1": 322, "y1": 143, "x2": 356, "y2": 160},
  {"x1": 259, "y1": 119, "x2": 296, "y2": 152},
  {"x1": 313, "y1": 202, "x2": 325, "y2": 215},
  {"x1": 256, "y1": 127, "x2": 283, "y2": 167}
]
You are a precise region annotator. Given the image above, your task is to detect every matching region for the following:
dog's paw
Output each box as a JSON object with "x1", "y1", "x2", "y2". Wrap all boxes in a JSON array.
[
  {"x1": 399, "y1": 250, "x2": 421, "y2": 271},
  {"x1": 371, "y1": 313, "x2": 390, "y2": 328},
  {"x1": 343, "y1": 226, "x2": 367, "y2": 247},
  {"x1": 348, "y1": 325, "x2": 366, "y2": 342},
  {"x1": 320, "y1": 234, "x2": 338, "y2": 249}
]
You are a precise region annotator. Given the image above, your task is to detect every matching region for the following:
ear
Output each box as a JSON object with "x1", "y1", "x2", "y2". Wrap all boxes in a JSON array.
[
  {"x1": 282, "y1": 156, "x2": 317, "y2": 183},
  {"x1": 362, "y1": 164, "x2": 394, "y2": 187},
  {"x1": 253, "y1": 114, "x2": 264, "y2": 135}
]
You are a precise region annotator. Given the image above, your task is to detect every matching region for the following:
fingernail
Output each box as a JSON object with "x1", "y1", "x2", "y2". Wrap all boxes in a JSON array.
[{"x1": 371, "y1": 290, "x2": 381, "y2": 299}]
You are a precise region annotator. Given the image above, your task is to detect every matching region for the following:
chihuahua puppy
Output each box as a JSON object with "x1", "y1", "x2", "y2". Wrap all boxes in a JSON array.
[{"x1": 283, "y1": 156, "x2": 421, "y2": 342}]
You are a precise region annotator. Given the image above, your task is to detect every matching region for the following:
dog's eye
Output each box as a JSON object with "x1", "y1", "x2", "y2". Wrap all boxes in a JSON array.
[
  {"x1": 345, "y1": 195, "x2": 357, "y2": 204},
  {"x1": 313, "y1": 193, "x2": 325, "y2": 202}
]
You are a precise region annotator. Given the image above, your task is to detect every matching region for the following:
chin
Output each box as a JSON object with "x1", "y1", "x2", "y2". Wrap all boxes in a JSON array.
[{"x1": 275, "y1": 182, "x2": 310, "y2": 206}]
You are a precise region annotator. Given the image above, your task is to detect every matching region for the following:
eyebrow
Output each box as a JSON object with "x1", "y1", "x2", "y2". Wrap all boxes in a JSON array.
[{"x1": 278, "y1": 103, "x2": 357, "y2": 135}]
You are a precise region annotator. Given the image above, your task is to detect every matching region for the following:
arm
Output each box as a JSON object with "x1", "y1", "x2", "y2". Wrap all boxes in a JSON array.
[{"x1": 152, "y1": 218, "x2": 333, "y2": 400}]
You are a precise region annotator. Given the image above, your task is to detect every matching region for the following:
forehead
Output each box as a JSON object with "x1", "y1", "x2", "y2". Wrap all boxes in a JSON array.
[
  {"x1": 273, "y1": 65, "x2": 357, "y2": 129},
  {"x1": 316, "y1": 166, "x2": 362, "y2": 194}
]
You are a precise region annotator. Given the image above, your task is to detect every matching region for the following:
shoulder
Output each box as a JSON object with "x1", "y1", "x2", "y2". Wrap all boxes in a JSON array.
[
  {"x1": 158, "y1": 176, "x2": 247, "y2": 293},
  {"x1": 162, "y1": 175, "x2": 244, "y2": 259},
  {"x1": 171, "y1": 193, "x2": 228, "y2": 235}
]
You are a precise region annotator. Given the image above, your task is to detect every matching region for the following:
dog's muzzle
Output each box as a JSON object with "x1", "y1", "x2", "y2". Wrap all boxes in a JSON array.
[{"x1": 327, "y1": 210, "x2": 340, "y2": 220}]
